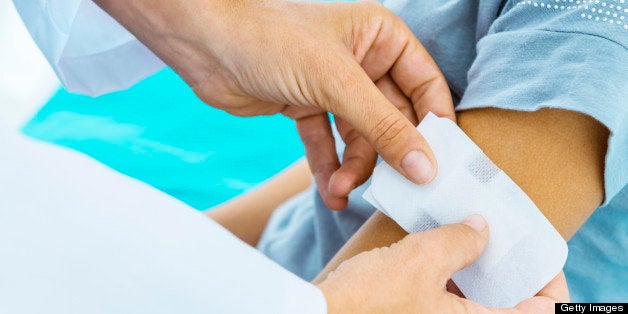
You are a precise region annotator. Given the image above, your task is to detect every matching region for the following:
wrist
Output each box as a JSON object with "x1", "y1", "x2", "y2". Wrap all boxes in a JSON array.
[
  {"x1": 91, "y1": 0, "x2": 248, "y2": 86},
  {"x1": 92, "y1": 0, "x2": 222, "y2": 39}
]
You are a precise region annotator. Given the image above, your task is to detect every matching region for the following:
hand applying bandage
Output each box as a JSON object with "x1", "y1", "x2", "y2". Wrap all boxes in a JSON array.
[
  {"x1": 91, "y1": 0, "x2": 455, "y2": 210},
  {"x1": 317, "y1": 215, "x2": 569, "y2": 314}
]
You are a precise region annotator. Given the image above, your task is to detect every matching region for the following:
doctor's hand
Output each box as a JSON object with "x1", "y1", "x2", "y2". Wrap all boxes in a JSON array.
[
  {"x1": 317, "y1": 215, "x2": 569, "y2": 313},
  {"x1": 93, "y1": 0, "x2": 454, "y2": 210}
]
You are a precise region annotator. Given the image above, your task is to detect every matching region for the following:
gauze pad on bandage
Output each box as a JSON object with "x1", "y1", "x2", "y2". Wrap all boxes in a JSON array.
[{"x1": 363, "y1": 112, "x2": 567, "y2": 308}]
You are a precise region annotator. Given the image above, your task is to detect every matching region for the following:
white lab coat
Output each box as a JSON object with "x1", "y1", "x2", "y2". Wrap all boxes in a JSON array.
[
  {"x1": 0, "y1": 125, "x2": 326, "y2": 313},
  {"x1": 6, "y1": 1, "x2": 327, "y2": 312},
  {"x1": 12, "y1": 0, "x2": 165, "y2": 96}
]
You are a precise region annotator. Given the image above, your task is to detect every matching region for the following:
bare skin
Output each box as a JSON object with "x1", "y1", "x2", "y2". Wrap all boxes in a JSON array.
[
  {"x1": 208, "y1": 108, "x2": 607, "y2": 251},
  {"x1": 316, "y1": 216, "x2": 570, "y2": 314},
  {"x1": 313, "y1": 107, "x2": 608, "y2": 284},
  {"x1": 207, "y1": 107, "x2": 606, "y2": 312},
  {"x1": 93, "y1": 0, "x2": 456, "y2": 210},
  {"x1": 94, "y1": 0, "x2": 604, "y2": 307},
  {"x1": 207, "y1": 159, "x2": 312, "y2": 247},
  {"x1": 318, "y1": 215, "x2": 569, "y2": 314}
]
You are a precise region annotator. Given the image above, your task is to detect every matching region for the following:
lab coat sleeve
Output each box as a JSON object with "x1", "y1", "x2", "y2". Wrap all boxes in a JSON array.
[
  {"x1": 12, "y1": 0, "x2": 165, "y2": 96},
  {"x1": 0, "y1": 125, "x2": 327, "y2": 314}
]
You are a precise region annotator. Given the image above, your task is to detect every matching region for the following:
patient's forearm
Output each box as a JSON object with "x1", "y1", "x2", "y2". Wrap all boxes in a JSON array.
[
  {"x1": 313, "y1": 108, "x2": 608, "y2": 283},
  {"x1": 207, "y1": 159, "x2": 312, "y2": 246}
]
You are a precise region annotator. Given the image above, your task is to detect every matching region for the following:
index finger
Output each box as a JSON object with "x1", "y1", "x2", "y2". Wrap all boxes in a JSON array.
[
  {"x1": 322, "y1": 57, "x2": 437, "y2": 185},
  {"x1": 535, "y1": 272, "x2": 570, "y2": 303},
  {"x1": 388, "y1": 23, "x2": 455, "y2": 122},
  {"x1": 359, "y1": 15, "x2": 455, "y2": 122},
  {"x1": 295, "y1": 112, "x2": 348, "y2": 210}
]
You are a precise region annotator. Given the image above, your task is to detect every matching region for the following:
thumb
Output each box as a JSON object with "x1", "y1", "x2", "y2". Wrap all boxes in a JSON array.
[
  {"x1": 403, "y1": 215, "x2": 490, "y2": 283},
  {"x1": 327, "y1": 62, "x2": 438, "y2": 184}
]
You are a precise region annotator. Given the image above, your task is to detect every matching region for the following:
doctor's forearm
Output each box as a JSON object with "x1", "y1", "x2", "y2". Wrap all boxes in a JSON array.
[{"x1": 314, "y1": 108, "x2": 608, "y2": 283}]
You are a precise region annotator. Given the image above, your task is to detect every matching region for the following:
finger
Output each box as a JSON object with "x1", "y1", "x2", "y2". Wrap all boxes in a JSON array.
[
  {"x1": 328, "y1": 74, "x2": 416, "y2": 199},
  {"x1": 357, "y1": 13, "x2": 409, "y2": 83},
  {"x1": 387, "y1": 25, "x2": 455, "y2": 122},
  {"x1": 448, "y1": 272, "x2": 569, "y2": 314},
  {"x1": 403, "y1": 215, "x2": 489, "y2": 283},
  {"x1": 219, "y1": 101, "x2": 287, "y2": 117},
  {"x1": 375, "y1": 74, "x2": 417, "y2": 125},
  {"x1": 536, "y1": 272, "x2": 569, "y2": 302},
  {"x1": 329, "y1": 118, "x2": 377, "y2": 199},
  {"x1": 517, "y1": 271, "x2": 570, "y2": 309},
  {"x1": 356, "y1": 11, "x2": 454, "y2": 123},
  {"x1": 508, "y1": 276, "x2": 568, "y2": 314},
  {"x1": 325, "y1": 60, "x2": 437, "y2": 184},
  {"x1": 509, "y1": 272, "x2": 570, "y2": 314},
  {"x1": 295, "y1": 113, "x2": 348, "y2": 210}
]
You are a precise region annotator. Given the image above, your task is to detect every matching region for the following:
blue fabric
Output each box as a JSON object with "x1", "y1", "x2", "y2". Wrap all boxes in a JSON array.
[
  {"x1": 564, "y1": 186, "x2": 628, "y2": 302},
  {"x1": 258, "y1": 0, "x2": 628, "y2": 302}
]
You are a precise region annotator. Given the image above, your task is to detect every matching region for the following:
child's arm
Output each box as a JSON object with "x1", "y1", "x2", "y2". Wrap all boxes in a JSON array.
[
  {"x1": 206, "y1": 159, "x2": 312, "y2": 247},
  {"x1": 313, "y1": 107, "x2": 608, "y2": 283}
]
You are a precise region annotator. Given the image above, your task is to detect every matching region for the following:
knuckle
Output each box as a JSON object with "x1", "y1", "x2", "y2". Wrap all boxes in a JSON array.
[
  {"x1": 311, "y1": 160, "x2": 338, "y2": 177},
  {"x1": 313, "y1": 62, "x2": 356, "y2": 112},
  {"x1": 223, "y1": 104, "x2": 268, "y2": 117},
  {"x1": 357, "y1": 0, "x2": 388, "y2": 16},
  {"x1": 192, "y1": 88, "x2": 218, "y2": 108},
  {"x1": 342, "y1": 154, "x2": 368, "y2": 168},
  {"x1": 446, "y1": 225, "x2": 483, "y2": 257},
  {"x1": 224, "y1": 108, "x2": 251, "y2": 117},
  {"x1": 425, "y1": 239, "x2": 449, "y2": 261},
  {"x1": 403, "y1": 233, "x2": 436, "y2": 258},
  {"x1": 341, "y1": 127, "x2": 363, "y2": 145},
  {"x1": 408, "y1": 75, "x2": 444, "y2": 106},
  {"x1": 369, "y1": 113, "x2": 407, "y2": 151}
]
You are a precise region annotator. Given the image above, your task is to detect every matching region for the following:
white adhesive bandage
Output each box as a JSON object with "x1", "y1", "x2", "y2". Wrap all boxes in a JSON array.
[{"x1": 363, "y1": 112, "x2": 567, "y2": 308}]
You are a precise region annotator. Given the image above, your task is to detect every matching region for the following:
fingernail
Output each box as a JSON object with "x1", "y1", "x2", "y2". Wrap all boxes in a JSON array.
[
  {"x1": 401, "y1": 150, "x2": 435, "y2": 184},
  {"x1": 462, "y1": 215, "x2": 487, "y2": 233}
]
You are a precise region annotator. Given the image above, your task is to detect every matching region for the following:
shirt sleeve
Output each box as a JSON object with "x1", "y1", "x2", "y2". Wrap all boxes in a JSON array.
[
  {"x1": 0, "y1": 125, "x2": 326, "y2": 314},
  {"x1": 12, "y1": 0, "x2": 165, "y2": 96},
  {"x1": 457, "y1": 0, "x2": 628, "y2": 205}
]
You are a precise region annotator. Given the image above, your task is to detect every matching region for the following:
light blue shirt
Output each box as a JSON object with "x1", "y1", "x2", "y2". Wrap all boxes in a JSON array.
[{"x1": 258, "y1": 0, "x2": 628, "y2": 302}]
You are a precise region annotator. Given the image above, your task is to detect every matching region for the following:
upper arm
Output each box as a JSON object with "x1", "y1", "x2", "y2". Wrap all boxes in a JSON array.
[
  {"x1": 314, "y1": 108, "x2": 608, "y2": 282},
  {"x1": 458, "y1": 107, "x2": 607, "y2": 239}
]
